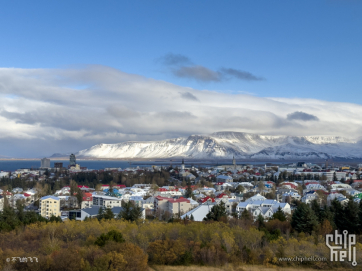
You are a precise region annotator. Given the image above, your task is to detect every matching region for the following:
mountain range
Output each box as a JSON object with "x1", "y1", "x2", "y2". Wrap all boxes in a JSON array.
[{"x1": 71, "y1": 132, "x2": 362, "y2": 160}]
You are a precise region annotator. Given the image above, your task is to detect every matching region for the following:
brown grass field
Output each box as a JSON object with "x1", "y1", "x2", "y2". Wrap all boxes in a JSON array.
[{"x1": 149, "y1": 265, "x2": 354, "y2": 271}]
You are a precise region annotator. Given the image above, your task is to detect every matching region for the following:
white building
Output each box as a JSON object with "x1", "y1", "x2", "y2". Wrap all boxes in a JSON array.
[
  {"x1": 327, "y1": 193, "x2": 349, "y2": 206},
  {"x1": 40, "y1": 158, "x2": 51, "y2": 168},
  {"x1": 92, "y1": 195, "x2": 122, "y2": 208},
  {"x1": 216, "y1": 175, "x2": 233, "y2": 183},
  {"x1": 282, "y1": 191, "x2": 301, "y2": 202},
  {"x1": 236, "y1": 193, "x2": 291, "y2": 219},
  {"x1": 181, "y1": 203, "x2": 216, "y2": 221}
]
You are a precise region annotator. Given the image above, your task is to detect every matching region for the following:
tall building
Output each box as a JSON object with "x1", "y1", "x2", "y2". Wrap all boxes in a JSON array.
[
  {"x1": 181, "y1": 159, "x2": 185, "y2": 170},
  {"x1": 40, "y1": 158, "x2": 50, "y2": 168},
  {"x1": 69, "y1": 154, "x2": 76, "y2": 167},
  {"x1": 39, "y1": 196, "x2": 60, "y2": 218},
  {"x1": 232, "y1": 155, "x2": 236, "y2": 170}
]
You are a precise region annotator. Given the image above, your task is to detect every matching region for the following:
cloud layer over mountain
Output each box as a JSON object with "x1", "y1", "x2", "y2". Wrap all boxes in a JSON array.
[{"x1": 0, "y1": 65, "x2": 361, "y2": 157}]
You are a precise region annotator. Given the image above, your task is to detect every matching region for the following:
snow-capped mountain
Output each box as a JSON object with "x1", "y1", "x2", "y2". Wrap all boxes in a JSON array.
[{"x1": 75, "y1": 131, "x2": 362, "y2": 160}]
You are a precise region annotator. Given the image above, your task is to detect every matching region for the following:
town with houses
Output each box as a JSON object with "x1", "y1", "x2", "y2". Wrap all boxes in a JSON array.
[{"x1": 1, "y1": 154, "x2": 362, "y2": 223}]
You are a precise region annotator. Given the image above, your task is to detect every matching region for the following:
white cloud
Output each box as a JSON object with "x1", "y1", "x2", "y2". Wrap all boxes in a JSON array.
[{"x1": 0, "y1": 65, "x2": 361, "y2": 157}]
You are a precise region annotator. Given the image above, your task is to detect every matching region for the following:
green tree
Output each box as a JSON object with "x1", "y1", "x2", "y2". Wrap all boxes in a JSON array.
[
  {"x1": 320, "y1": 205, "x2": 335, "y2": 229},
  {"x1": 330, "y1": 199, "x2": 345, "y2": 231},
  {"x1": 235, "y1": 185, "x2": 245, "y2": 194},
  {"x1": 310, "y1": 199, "x2": 323, "y2": 223},
  {"x1": 97, "y1": 206, "x2": 114, "y2": 220},
  {"x1": 49, "y1": 215, "x2": 62, "y2": 222},
  {"x1": 359, "y1": 200, "x2": 362, "y2": 234},
  {"x1": 69, "y1": 180, "x2": 78, "y2": 196},
  {"x1": 291, "y1": 203, "x2": 318, "y2": 234},
  {"x1": 240, "y1": 208, "x2": 252, "y2": 220},
  {"x1": 204, "y1": 202, "x2": 228, "y2": 222},
  {"x1": 343, "y1": 198, "x2": 360, "y2": 234},
  {"x1": 272, "y1": 206, "x2": 286, "y2": 222},
  {"x1": 95, "y1": 230, "x2": 125, "y2": 247},
  {"x1": 118, "y1": 201, "x2": 143, "y2": 222},
  {"x1": 75, "y1": 188, "x2": 84, "y2": 208},
  {"x1": 104, "y1": 207, "x2": 115, "y2": 220},
  {"x1": 256, "y1": 214, "x2": 265, "y2": 229},
  {"x1": 184, "y1": 181, "x2": 193, "y2": 198},
  {"x1": 333, "y1": 172, "x2": 338, "y2": 182}
]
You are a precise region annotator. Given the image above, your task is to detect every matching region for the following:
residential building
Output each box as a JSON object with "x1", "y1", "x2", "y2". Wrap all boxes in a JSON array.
[
  {"x1": 154, "y1": 196, "x2": 192, "y2": 216},
  {"x1": 81, "y1": 192, "x2": 93, "y2": 209},
  {"x1": 236, "y1": 194, "x2": 291, "y2": 219},
  {"x1": 69, "y1": 206, "x2": 145, "y2": 221},
  {"x1": 39, "y1": 196, "x2": 61, "y2": 218},
  {"x1": 181, "y1": 203, "x2": 216, "y2": 221},
  {"x1": 327, "y1": 193, "x2": 349, "y2": 206},
  {"x1": 301, "y1": 191, "x2": 319, "y2": 204},
  {"x1": 216, "y1": 175, "x2": 233, "y2": 183},
  {"x1": 92, "y1": 195, "x2": 122, "y2": 208}
]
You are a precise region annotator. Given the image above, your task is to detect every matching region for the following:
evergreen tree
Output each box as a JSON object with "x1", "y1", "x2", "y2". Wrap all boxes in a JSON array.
[
  {"x1": 291, "y1": 203, "x2": 318, "y2": 234},
  {"x1": 190, "y1": 214, "x2": 194, "y2": 221},
  {"x1": 97, "y1": 206, "x2": 104, "y2": 220},
  {"x1": 272, "y1": 206, "x2": 286, "y2": 222},
  {"x1": 330, "y1": 199, "x2": 345, "y2": 231},
  {"x1": 75, "y1": 188, "x2": 84, "y2": 208},
  {"x1": 184, "y1": 181, "x2": 193, "y2": 198},
  {"x1": 204, "y1": 202, "x2": 227, "y2": 221},
  {"x1": 359, "y1": 200, "x2": 362, "y2": 234},
  {"x1": 103, "y1": 207, "x2": 115, "y2": 220},
  {"x1": 320, "y1": 205, "x2": 335, "y2": 229},
  {"x1": 49, "y1": 215, "x2": 62, "y2": 222},
  {"x1": 256, "y1": 214, "x2": 265, "y2": 229},
  {"x1": 240, "y1": 208, "x2": 251, "y2": 220},
  {"x1": 310, "y1": 199, "x2": 323, "y2": 223},
  {"x1": 333, "y1": 172, "x2": 338, "y2": 182},
  {"x1": 343, "y1": 198, "x2": 360, "y2": 234},
  {"x1": 118, "y1": 201, "x2": 143, "y2": 222},
  {"x1": 94, "y1": 230, "x2": 125, "y2": 247}
]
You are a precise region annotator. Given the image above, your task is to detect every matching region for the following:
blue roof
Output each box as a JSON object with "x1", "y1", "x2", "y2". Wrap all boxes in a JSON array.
[{"x1": 40, "y1": 195, "x2": 60, "y2": 201}]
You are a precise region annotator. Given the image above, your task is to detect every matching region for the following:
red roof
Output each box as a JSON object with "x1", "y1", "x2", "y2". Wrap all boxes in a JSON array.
[
  {"x1": 281, "y1": 182, "x2": 297, "y2": 189},
  {"x1": 216, "y1": 193, "x2": 228, "y2": 199},
  {"x1": 200, "y1": 196, "x2": 215, "y2": 203},
  {"x1": 23, "y1": 193, "x2": 31, "y2": 197},
  {"x1": 83, "y1": 192, "x2": 93, "y2": 201}
]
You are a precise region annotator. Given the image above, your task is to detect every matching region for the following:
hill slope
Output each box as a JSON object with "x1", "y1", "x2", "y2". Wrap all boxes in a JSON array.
[{"x1": 74, "y1": 132, "x2": 362, "y2": 160}]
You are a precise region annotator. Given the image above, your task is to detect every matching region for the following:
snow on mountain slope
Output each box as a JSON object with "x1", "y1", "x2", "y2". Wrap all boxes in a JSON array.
[{"x1": 76, "y1": 132, "x2": 362, "y2": 159}]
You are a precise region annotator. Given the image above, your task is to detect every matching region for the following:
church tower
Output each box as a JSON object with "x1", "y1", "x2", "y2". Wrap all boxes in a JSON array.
[
  {"x1": 181, "y1": 158, "x2": 185, "y2": 170},
  {"x1": 233, "y1": 155, "x2": 236, "y2": 170}
]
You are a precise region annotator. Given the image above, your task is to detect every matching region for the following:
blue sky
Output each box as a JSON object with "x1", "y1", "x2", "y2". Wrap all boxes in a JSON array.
[
  {"x1": 1, "y1": 0, "x2": 361, "y2": 103},
  {"x1": 1, "y1": 1, "x2": 362, "y2": 157}
]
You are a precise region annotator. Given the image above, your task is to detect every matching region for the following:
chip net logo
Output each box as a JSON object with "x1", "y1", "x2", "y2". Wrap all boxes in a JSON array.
[{"x1": 326, "y1": 230, "x2": 357, "y2": 266}]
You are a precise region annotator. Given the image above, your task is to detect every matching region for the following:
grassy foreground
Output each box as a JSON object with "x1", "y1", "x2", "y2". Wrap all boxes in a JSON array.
[{"x1": 149, "y1": 265, "x2": 354, "y2": 271}]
